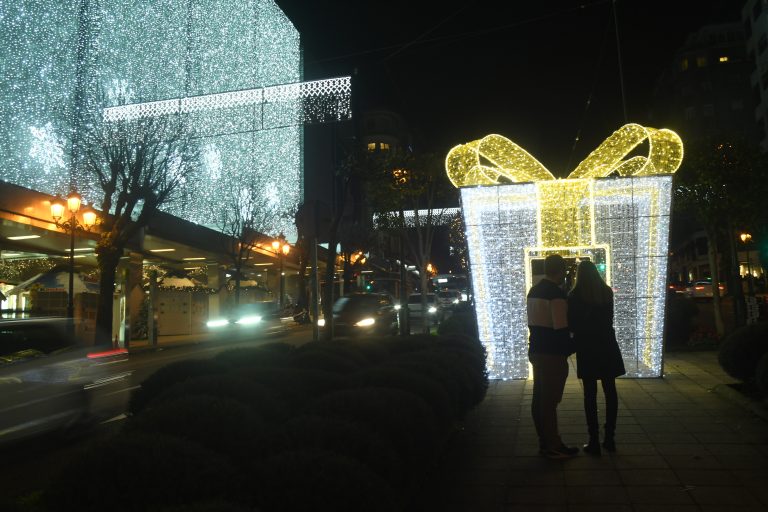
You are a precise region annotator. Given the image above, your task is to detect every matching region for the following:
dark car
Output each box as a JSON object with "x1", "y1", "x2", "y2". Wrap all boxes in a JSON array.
[
  {"x1": 324, "y1": 293, "x2": 398, "y2": 337},
  {"x1": 0, "y1": 317, "x2": 127, "y2": 444}
]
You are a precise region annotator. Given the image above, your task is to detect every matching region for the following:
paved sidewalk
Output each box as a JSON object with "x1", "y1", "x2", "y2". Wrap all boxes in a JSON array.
[{"x1": 416, "y1": 351, "x2": 768, "y2": 511}]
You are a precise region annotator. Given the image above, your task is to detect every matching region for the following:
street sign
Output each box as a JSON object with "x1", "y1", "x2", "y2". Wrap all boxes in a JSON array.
[{"x1": 746, "y1": 296, "x2": 760, "y2": 325}]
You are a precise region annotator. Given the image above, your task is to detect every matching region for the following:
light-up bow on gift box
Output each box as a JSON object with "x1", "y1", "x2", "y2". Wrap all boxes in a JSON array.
[{"x1": 445, "y1": 124, "x2": 683, "y2": 379}]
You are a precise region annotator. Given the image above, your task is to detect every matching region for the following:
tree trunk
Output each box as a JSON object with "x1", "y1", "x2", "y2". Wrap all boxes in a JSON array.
[
  {"x1": 706, "y1": 231, "x2": 725, "y2": 338},
  {"x1": 420, "y1": 262, "x2": 430, "y2": 334},
  {"x1": 95, "y1": 251, "x2": 120, "y2": 347},
  {"x1": 726, "y1": 225, "x2": 746, "y2": 328}
]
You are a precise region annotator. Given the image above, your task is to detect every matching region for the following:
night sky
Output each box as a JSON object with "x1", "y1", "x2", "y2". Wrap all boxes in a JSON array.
[{"x1": 277, "y1": 0, "x2": 741, "y2": 175}]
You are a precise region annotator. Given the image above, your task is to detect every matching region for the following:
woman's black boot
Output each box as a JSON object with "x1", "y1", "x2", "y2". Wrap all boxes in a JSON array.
[
  {"x1": 602, "y1": 424, "x2": 616, "y2": 452},
  {"x1": 583, "y1": 435, "x2": 601, "y2": 455}
]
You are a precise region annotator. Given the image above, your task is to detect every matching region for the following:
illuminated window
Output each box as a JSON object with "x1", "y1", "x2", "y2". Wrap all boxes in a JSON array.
[
  {"x1": 696, "y1": 56, "x2": 707, "y2": 67},
  {"x1": 680, "y1": 58, "x2": 689, "y2": 71},
  {"x1": 367, "y1": 143, "x2": 376, "y2": 151},
  {"x1": 380, "y1": 143, "x2": 390, "y2": 151},
  {"x1": 719, "y1": 56, "x2": 729, "y2": 63}
]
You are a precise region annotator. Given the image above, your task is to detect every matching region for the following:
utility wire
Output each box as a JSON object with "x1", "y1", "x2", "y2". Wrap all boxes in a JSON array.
[
  {"x1": 613, "y1": 0, "x2": 628, "y2": 123},
  {"x1": 309, "y1": 0, "x2": 611, "y2": 65},
  {"x1": 567, "y1": 4, "x2": 614, "y2": 170}
]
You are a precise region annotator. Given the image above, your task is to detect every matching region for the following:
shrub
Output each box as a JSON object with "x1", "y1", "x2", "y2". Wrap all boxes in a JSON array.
[
  {"x1": 44, "y1": 432, "x2": 239, "y2": 512},
  {"x1": 283, "y1": 415, "x2": 403, "y2": 487},
  {"x1": 152, "y1": 373, "x2": 288, "y2": 422},
  {"x1": 254, "y1": 449, "x2": 398, "y2": 512},
  {"x1": 756, "y1": 352, "x2": 768, "y2": 397},
  {"x1": 310, "y1": 387, "x2": 439, "y2": 462},
  {"x1": 291, "y1": 348, "x2": 362, "y2": 374},
  {"x1": 125, "y1": 394, "x2": 271, "y2": 465},
  {"x1": 664, "y1": 296, "x2": 699, "y2": 347},
  {"x1": 245, "y1": 367, "x2": 350, "y2": 409},
  {"x1": 129, "y1": 358, "x2": 229, "y2": 414},
  {"x1": 718, "y1": 322, "x2": 768, "y2": 383},
  {"x1": 437, "y1": 309, "x2": 479, "y2": 340},
  {"x1": 353, "y1": 365, "x2": 454, "y2": 423},
  {"x1": 215, "y1": 344, "x2": 294, "y2": 369},
  {"x1": 151, "y1": 501, "x2": 254, "y2": 512}
]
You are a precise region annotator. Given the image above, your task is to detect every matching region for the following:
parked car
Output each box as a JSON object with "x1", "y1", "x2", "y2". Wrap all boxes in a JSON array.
[
  {"x1": 320, "y1": 293, "x2": 398, "y2": 337},
  {"x1": 436, "y1": 289, "x2": 462, "y2": 310},
  {"x1": 685, "y1": 280, "x2": 725, "y2": 299},
  {"x1": 0, "y1": 317, "x2": 127, "y2": 444},
  {"x1": 667, "y1": 281, "x2": 687, "y2": 295},
  {"x1": 407, "y1": 293, "x2": 442, "y2": 326}
]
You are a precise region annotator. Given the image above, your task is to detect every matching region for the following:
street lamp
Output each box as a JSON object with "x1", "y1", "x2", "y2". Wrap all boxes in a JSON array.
[
  {"x1": 740, "y1": 233, "x2": 754, "y2": 296},
  {"x1": 51, "y1": 191, "x2": 98, "y2": 319},
  {"x1": 271, "y1": 233, "x2": 290, "y2": 309}
]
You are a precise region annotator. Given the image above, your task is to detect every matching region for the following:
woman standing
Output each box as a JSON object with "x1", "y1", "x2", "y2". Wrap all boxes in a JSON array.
[{"x1": 568, "y1": 260, "x2": 626, "y2": 455}]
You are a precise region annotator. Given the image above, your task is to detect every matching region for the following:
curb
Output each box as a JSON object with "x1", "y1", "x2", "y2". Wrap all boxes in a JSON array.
[{"x1": 712, "y1": 383, "x2": 768, "y2": 422}]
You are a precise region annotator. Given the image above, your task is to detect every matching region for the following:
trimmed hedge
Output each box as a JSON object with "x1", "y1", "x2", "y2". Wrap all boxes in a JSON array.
[
  {"x1": 254, "y1": 449, "x2": 398, "y2": 512},
  {"x1": 718, "y1": 322, "x2": 768, "y2": 383},
  {"x1": 42, "y1": 334, "x2": 488, "y2": 511},
  {"x1": 128, "y1": 358, "x2": 229, "y2": 414},
  {"x1": 756, "y1": 352, "x2": 768, "y2": 397},
  {"x1": 44, "y1": 432, "x2": 240, "y2": 512}
]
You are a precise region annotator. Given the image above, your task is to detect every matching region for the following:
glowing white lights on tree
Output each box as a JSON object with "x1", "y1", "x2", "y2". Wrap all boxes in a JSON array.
[{"x1": 446, "y1": 124, "x2": 683, "y2": 379}]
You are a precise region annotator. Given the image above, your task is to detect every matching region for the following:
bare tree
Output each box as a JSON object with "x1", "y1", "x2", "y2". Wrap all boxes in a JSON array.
[
  {"x1": 84, "y1": 113, "x2": 198, "y2": 345},
  {"x1": 214, "y1": 180, "x2": 290, "y2": 305},
  {"x1": 369, "y1": 150, "x2": 457, "y2": 334}
]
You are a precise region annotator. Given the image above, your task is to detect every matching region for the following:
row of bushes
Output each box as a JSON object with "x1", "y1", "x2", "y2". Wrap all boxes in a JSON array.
[
  {"x1": 718, "y1": 321, "x2": 768, "y2": 397},
  {"x1": 39, "y1": 330, "x2": 487, "y2": 511}
]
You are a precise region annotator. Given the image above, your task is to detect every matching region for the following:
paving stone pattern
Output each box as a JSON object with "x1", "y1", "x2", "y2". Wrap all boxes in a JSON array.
[{"x1": 412, "y1": 352, "x2": 768, "y2": 511}]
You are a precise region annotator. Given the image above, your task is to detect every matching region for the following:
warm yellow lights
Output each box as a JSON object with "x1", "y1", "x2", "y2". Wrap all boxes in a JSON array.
[
  {"x1": 445, "y1": 124, "x2": 683, "y2": 188},
  {"x1": 66, "y1": 193, "x2": 82, "y2": 214},
  {"x1": 719, "y1": 56, "x2": 729, "y2": 63},
  {"x1": 50, "y1": 201, "x2": 65, "y2": 221},
  {"x1": 740, "y1": 233, "x2": 752, "y2": 243}
]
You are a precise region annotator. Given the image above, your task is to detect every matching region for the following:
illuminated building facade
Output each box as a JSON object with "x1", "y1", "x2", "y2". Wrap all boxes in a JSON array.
[
  {"x1": 446, "y1": 124, "x2": 683, "y2": 379},
  {"x1": 1, "y1": 0, "x2": 351, "y2": 239}
]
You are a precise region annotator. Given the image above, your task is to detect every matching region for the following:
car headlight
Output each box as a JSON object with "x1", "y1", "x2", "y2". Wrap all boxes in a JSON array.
[
  {"x1": 394, "y1": 304, "x2": 401, "y2": 310},
  {"x1": 428, "y1": 306, "x2": 437, "y2": 314},
  {"x1": 317, "y1": 318, "x2": 326, "y2": 327},
  {"x1": 461, "y1": 293, "x2": 468, "y2": 301},
  {"x1": 235, "y1": 315, "x2": 262, "y2": 325},
  {"x1": 452, "y1": 299, "x2": 459, "y2": 304},
  {"x1": 354, "y1": 318, "x2": 375, "y2": 327},
  {"x1": 207, "y1": 319, "x2": 230, "y2": 328}
]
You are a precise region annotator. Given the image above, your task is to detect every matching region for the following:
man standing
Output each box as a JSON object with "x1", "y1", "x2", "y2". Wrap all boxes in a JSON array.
[{"x1": 527, "y1": 254, "x2": 578, "y2": 459}]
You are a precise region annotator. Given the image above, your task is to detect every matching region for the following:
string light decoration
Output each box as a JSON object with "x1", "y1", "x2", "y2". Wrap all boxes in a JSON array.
[
  {"x1": 447, "y1": 124, "x2": 683, "y2": 379},
  {"x1": 1, "y1": 0, "x2": 351, "y2": 241}
]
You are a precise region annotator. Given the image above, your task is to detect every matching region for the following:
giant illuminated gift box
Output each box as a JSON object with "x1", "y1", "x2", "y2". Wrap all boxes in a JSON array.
[{"x1": 445, "y1": 124, "x2": 684, "y2": 379}]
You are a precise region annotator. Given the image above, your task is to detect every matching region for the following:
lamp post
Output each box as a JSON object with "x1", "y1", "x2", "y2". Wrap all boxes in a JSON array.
[
  {"x1": 51, "y1": 192, "x2": 98, "y2": 320},
  {"x1": 740, "y1": 233, "x2": 754, "y2": 296},
  {"x1": 271, "y1": 233, "x2": 290, "y2": 309}
]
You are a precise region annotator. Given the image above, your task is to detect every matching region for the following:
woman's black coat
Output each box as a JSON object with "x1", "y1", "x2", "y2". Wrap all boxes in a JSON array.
[{"x1": 567, "y1": 291, "x2": 626, "y2": 379}]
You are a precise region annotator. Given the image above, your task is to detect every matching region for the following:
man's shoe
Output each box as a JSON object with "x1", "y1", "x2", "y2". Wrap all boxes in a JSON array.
[
  {"x1": 541, "y1": 445, "x2": 577, "y2": 459},
  {"x1": 557, "y1": 444, "x2": 579, "y2": 456},
  {"x1": 602, "y1": 437, "x2": 616, "y2": 452}
]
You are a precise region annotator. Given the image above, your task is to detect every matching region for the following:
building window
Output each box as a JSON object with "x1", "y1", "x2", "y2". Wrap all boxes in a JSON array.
[
  {"x1": 380, "y1": 143, "x2": 390, "y2": 151},
  {"x1": 680, "y1": 58, "x2": 689, "y2": 71},
  {"x1": 696, "y1": 56, "x2": 707, "y2": 67},
  {"x1": 367, "y1": 143, "x2": 376, "y2": 151},
  {"x1": 719, "y1": 56, "x2": 729, "y2": 63}
]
